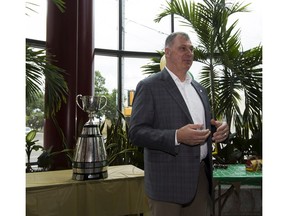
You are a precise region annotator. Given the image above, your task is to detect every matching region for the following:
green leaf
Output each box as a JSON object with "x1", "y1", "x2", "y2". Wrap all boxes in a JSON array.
[{"x1": 26, "y1": 130, "x2": 37, "y2": 142}]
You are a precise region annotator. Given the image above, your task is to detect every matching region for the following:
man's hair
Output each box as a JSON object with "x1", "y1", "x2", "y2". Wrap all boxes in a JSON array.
[{"x1": 165, "y1": 32, "x2": 190, "y2": 48}]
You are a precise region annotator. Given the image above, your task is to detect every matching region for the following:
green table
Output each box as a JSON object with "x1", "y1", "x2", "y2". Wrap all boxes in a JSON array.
[
  {"x1": 212, "y1": 164, "x2": 262, "y2": 216},
  {"x1": 213, "y1": 164, "x2": 262, "y2": 185}
]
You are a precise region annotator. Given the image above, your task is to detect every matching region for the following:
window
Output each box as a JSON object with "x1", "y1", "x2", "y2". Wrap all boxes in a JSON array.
[{"x1": 94, "y1": 0, "x2": 173, "y2": 115}]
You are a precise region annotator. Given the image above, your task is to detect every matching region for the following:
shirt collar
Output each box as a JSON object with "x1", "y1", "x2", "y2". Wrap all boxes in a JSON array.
[{"x1": 165, "y1": 66, "x2": 192, "y2": 84}]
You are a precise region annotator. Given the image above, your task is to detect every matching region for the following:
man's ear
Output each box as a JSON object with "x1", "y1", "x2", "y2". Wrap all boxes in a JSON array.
[{"x1": 164, "y1": 47, "x2": 170, "y2": 58}]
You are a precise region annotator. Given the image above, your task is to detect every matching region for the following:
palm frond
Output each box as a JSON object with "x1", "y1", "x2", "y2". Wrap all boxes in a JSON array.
[
  {"x1": 141, "y1": 50, "x2": 163, "y2": 75},
  {"x1": 25, "y1": 2, "x2": 39, "y2": 16},
  {"x1": 26, "y1": 46, "x2": 68, "y2": 118},
  {"x1": 51, "y1": 0, "x2": 66, "y2": 13}
]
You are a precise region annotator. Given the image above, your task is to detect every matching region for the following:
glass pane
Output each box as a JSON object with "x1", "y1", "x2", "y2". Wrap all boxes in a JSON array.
[
  {"x1": 94, "y1": 55, "x2": 118, "y2": 121},
  {"x1": 123, "y1": 58, "x2": 150, "y2": 113},
  {"x1": 25, "y1": 0, "x2": 47, "y2": 40},
  {"x1": 94, "y1": 0, "x2": 119, "y2": 50},
  {"x1": 233, "y1": 0, "x2": 262, "y2": 49},
  {"x1": 124, "y1": 0, "x2": 171, "y2": 52},
  {"x1": 94, "y1": 55, "x2": 118, "y2": 93}
]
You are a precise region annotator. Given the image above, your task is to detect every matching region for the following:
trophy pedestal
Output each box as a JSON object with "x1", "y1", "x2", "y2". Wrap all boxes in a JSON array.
[
  {"x1": 72, "y1": 161, "x2": 108, "y2": 180},
  {"x1": 72, "y1": 172, "x2": 108, "y2": 181}
]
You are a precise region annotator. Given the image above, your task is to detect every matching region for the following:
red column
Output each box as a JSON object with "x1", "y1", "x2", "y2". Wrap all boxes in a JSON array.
[
  {"x1": 45, "y1": 0, "x2": 94, "y2": 170},
  {"x1": 76, "y1": 0, "x2": 94, "y2": 135}
]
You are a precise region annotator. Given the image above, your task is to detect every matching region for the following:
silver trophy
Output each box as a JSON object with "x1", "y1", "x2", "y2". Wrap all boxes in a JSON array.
[{"x1": 72, "y1": 94, "x2": 108, "y2": 180}]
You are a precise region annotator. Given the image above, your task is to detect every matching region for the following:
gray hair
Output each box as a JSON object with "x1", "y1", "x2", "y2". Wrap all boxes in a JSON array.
[{"x1": 165, "y1": 32, "x2": 191, "y2": 48}]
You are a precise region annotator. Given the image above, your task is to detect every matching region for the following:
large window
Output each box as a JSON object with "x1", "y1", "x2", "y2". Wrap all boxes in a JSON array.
[{"x1": 94, "y1": 0, "x2": 173, "y2": 114}]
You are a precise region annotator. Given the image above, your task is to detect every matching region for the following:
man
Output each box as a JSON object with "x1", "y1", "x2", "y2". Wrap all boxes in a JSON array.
[{"x1": 129, "y1": 32, "x2": 229, "y2": 216}]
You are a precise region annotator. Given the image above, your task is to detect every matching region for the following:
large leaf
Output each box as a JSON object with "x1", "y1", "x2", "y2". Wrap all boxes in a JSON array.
[
  {"x1": 26, "y1": 129, "x2": 37, "y2": 142},
  {"x1": 26, "y1": 46, "x2": 68, "y2": 118}
]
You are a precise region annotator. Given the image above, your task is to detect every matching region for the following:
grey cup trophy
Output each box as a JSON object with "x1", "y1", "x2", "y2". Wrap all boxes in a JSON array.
[{"x1": 72, "y1": 94, "x2": 108, "y2": 180}]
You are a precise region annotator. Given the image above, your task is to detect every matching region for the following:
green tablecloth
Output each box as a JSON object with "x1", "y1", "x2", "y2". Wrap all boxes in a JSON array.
[{"x1": 213, "y1": 164, "x2": 262, "y2": 185}]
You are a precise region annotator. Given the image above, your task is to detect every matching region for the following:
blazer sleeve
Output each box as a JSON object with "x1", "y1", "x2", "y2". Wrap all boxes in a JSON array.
[{"x1": 128, "y1": 80, "x2": 179, "y2": 156}]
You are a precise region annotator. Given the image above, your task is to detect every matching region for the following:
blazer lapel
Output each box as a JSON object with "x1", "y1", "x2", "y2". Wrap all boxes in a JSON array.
[{"x1": 160, "y1": 70, "x2": 193, "y2": 123}]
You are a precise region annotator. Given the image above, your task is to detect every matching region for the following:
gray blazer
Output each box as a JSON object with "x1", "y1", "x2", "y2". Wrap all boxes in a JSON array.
[{"x1": 129, "y1": 69, "x2": 213, "y2": 205}]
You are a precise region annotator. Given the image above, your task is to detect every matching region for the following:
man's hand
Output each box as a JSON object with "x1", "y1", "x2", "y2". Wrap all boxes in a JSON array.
[
  {"x1": 211, "y1": 119, "x2": 229, "y2": 143},
  {"x1": 177, "y1": 124, "x2": 211, "y2": 146}
]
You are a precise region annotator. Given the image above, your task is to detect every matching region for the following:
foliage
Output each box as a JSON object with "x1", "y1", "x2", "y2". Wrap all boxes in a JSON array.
[
  {"x1": 26, "y1": 46, "x2": 69, "y2": 118},
  {"x1": 141, "y1": 50, "x2": 164, "y2": 75},
  {"x1": 37, "y1": 146, "x2": 73, "y2": 171},
  {"x1": 25, "y1": 1, "x2": 38, "y2": 15},
  {"x1": 104, "y1": 89, "x2": 118, "y2": 121},
  {"x1": 26, "y1": 92, "x2": 44, "y2": 115},
  {"x1": 26, "y1": 93, "x2": 45, "y2": 130},
  {"x1": 26, "y1": 0, "x2": 65, "y2": 15},
  {"x1": 213, "y1": 128, "x2": 262, "y2": 164},
  {"x1": 26, "y1": 0, "x2": 68, "y2": 119},
  {"x1": 25, "y1": 1, "x2": 82, "y2": 170},
  {"x1": 26, "y1": 109, "x2": 44, "y2": 131},
  {"x1": 26, "y1": 45, "x2": 70, "y2": 169},
  {"x1": 102, "y1": 111, "x2": 144, "y2": 169},
  {"x1": 26, "y1": 130, "x2": 43, "y2": 172},
  {"x1": 51, "y1": 0, "x2": 66, "y2": 12},
  {"x1": 26, "y1": 1, "x2": 68, "y2": 119},
  {"x1": 94, "y1": 70, "x2": 117, "y2": 121}
]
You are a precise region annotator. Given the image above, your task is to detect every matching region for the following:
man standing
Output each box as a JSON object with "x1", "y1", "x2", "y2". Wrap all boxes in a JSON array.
[{"x1": 129, "y1": 32, "x2": 229, "y2": 216}]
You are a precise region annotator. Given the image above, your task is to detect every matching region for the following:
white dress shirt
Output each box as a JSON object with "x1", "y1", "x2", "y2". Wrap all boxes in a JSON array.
[{"x1": 166, "y1": 67, "x2": 207, "y2": 161}]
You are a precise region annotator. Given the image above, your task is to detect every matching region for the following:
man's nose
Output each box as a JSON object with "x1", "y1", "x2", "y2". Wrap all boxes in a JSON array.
[{"x1": 186, "y1": 49, "x2": 194, "y2": 56}]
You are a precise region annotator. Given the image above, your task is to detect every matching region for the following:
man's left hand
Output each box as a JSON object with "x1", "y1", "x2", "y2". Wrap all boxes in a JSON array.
[{"x1": 211, "y1": 119, "x2": 229, "y2": 143}]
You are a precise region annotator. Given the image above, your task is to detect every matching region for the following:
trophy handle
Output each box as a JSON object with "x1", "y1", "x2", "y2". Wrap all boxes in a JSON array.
[
  {"x1": 98, "y1": 96, "x2": 107, "y2": 111},
  {"x1": 76, "y1": 94, "x2": 84, "y2": 111}
]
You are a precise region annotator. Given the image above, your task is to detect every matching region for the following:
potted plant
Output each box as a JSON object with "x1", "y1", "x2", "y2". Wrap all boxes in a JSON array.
[
  {"x1": 26, "y1": 130, "x2": 43, "y2": 172},
  {"x1": 103, "y1": 111, "x2": 144, "y2": 169}
]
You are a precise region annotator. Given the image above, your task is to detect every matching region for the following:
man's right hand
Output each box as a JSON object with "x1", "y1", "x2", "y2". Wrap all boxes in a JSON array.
[{"x1": 176, "y1": 124, "x2": 211, "y2": 146}]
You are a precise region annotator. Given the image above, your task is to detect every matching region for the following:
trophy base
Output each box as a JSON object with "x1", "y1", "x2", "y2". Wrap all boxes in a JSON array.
[
  {"x1": 72, "y1": 162, "x2": 108, "y2": 181},
  {"x1": 72, "y1": 171, "x2": 108, "y2": 181}
]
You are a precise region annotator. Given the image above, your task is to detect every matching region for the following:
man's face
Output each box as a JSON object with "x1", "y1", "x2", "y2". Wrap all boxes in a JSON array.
[{"x1": 165, "y1": 35, "x2": 194, "y2": 73}]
